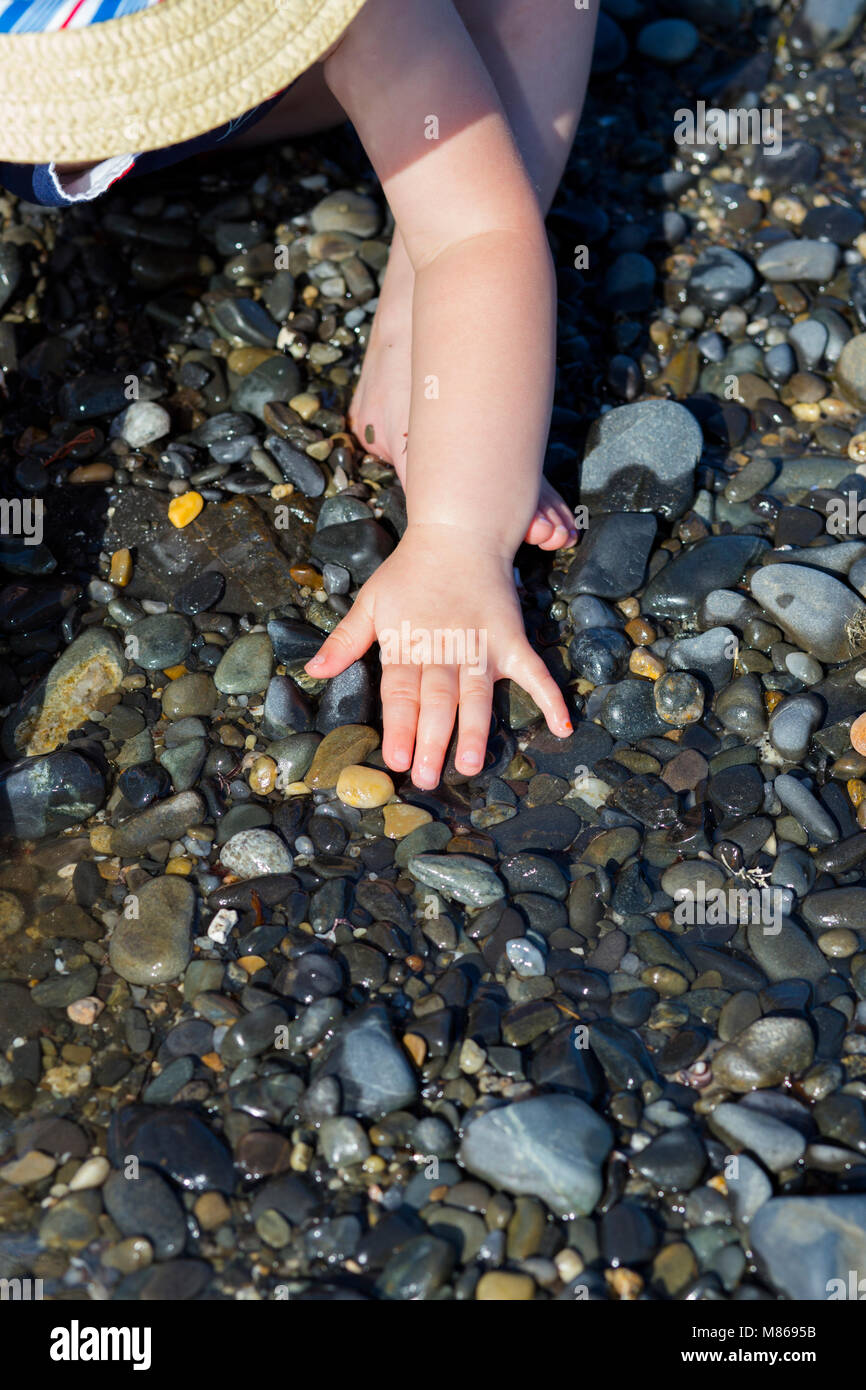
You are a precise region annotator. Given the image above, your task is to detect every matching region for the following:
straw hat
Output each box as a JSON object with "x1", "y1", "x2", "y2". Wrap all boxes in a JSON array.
[{"x1": 0, "y1": 0, "x2": 369, "y2": 164}]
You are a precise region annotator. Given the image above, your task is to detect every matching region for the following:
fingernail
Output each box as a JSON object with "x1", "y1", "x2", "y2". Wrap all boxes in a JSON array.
[{"x1": 307, "y1": 653, "x2": 325, "y2": 669}]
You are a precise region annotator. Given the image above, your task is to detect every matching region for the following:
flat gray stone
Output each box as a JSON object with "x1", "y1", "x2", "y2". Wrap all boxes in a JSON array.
[
  {"x1": 751, "y1": 1196, "x2": 866, "y2": 1299},
  {"x1": 459, "y1": 1095, "x2": 612, "y2": 1218},
  {"x1": 579, "y1": 399, "x2": 702, "y2": 520},
  {"x1": 751, "y1": 563, "x2": 866, "y2": 663},
  {"x1": 562, "y1": 512, "x2": 656, "y2": 598},
  {"x1": 709, "y1": 1101, "x2": 806, "y2": 1172},
  {"x1": 407, "y1": 853, "x2": 505, "y2": 907},
  {"x1": 214, "y1": 632, "x2": 274, "y2": 695},
  {"x1": 756, "y1": 238, "x2": 840, "y2": 283},
  {"x1": 315, "y1": 1005, "x2": 418, "y2": 1119}
]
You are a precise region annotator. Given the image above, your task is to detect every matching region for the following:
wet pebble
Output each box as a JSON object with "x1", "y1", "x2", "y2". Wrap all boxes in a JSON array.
[
  {"x1": 220, "y1": 829, "x2": 293, "y2": 878},
  {"x1": 109, "y1": 876, "x2": 196, "y2": 986}
]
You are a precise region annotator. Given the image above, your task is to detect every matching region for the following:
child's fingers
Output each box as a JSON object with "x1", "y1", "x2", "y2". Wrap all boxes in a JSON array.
[
  {"x1": 506, "y1": 644, "x2": 573, "y2": 737},
  {"x1": 380, "y1": 660, "x2": 422, "y2": 772},
  {"x1": 411, "y1": 665, "x2": 459, "y2": 790},
  {"x1": 304, "y1": 602, "x2": 375, "y2": 678},
  {"x1": 455, "y1": 667, "x2": 494, "y2": 776}
]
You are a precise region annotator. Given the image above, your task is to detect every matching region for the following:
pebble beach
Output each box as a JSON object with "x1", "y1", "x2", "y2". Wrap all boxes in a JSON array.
[{"x1": 3, "y1": 0, "x2": 866, "y2": 1306}]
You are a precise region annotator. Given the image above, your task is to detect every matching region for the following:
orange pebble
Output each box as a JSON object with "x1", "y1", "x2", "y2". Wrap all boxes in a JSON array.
[
  {"x1": 851, "y1": 712, "x2": 866, "y2": 756},
  {"x1": 764, "y1": 690, "x2": 784, "y2": 713},
  {"x1": 290, "y1": 564, "x2": 323, "y2": 587},
  {"x1": 168, "y1": 490, "x2": 204, "y2": 528},
  {"x1": 629, "y1": 647, "x2": 665, "y2": 680},
  {"x1": 625, "y1": 617, "x2": 656, "y2": 645},
  {"x1": 238, "y1": 955, "x2": 267, "y2": 975},
  {"x1": 109, "y1": 548, "x2": 132, "y2": 587},
  {"x1": 403, "y1": 1032, "x2": 427, "y2": 1067}
]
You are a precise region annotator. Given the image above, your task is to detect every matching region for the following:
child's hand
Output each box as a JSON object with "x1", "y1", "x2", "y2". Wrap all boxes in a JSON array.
[{"x1": 304, "y1": 522, "x2": 573, "y2": 789}]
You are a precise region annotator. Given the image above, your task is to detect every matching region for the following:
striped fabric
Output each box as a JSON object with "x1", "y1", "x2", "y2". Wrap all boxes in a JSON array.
[{"x1": 0, "y1": 0, "x2": 160, "y2": 32}]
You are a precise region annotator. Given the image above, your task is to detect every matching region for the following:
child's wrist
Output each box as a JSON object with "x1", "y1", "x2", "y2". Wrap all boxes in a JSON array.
[{"x1": 402, "y1": 518, "x2": 518, "y2": 563}]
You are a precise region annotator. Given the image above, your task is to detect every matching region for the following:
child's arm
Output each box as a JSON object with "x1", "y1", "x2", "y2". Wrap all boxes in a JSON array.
[{"x1": 307, "y1": 0, "x2": 573, "y2": 786}]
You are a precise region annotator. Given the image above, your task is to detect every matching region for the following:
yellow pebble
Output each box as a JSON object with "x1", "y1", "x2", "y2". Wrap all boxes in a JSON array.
[
  {"x1": 792, "y1": 402, "x2": 821, "y2": 422},
  {"x1": 290, "y1": 1141, "x2": 312, "y2": 1172},
  {"x1": 238, "y1": 954, "x2": 267, "y2": 974},
  {"x1": 383, "y1": 803, "x2": 433, "y2": 839},
  {"x1": 555, "y1": 1249, "x2": 584, "y2": 1284},
  {"x1": 283, "y1": 780, "x2": 312, "y2": 797},
  {"x1": 335, "y1": 764, "x2": 394, "y2": 808},
  {"x1": 629, "y1": 647, "x2": 665, "y2": 680},
  {"x1": 89, "y1": 825, "x2": 113, "y2": 854},
  {"x1": 641, "y1": 965, "x2": 688, "y2": 996},
  {"x1": 168, "y1": 490, "x2": 204, "y2": 529},
  {"x1": 109, "y1": 548, "x2": 132, "y2": 587},
  {"x1": 248, "y1": 755, "x2": 277, "y2": 795},
  {"x1": 163, "y1": 664, "x2": 187, "y2": 680},
  {"x1": 848, "y1": 778, "x2": 865, "y2": 808},
  {"x1": 764, "y1": 690, "x2": 784, "y2": 713},
  {"x1": 818, "y1": 929, "x2": 858, "y2": 959},
  {"x1": 849, "y1": 433, "x2": 866, "y2": 463},
  {"x1": 194, "y1": 1192, "x2": 231, "y2": 1231},
  {"x1": 166, "y1": 857, "x2": 192, "y2": 875},
  {"x1": 270, "y1": 482, "x2": 294, "y2": 500},
  {"x1": 403, "y1": 1032, "x2": 427, "y2": 1068},
  {"x1": 289, "y1": 391, "x2": 321, "y2": 421},
  {"x1": 771, "y1": 195, "x2": 807, "y2": 224},
  {"x1": 476, "y1": 1272, "x2": 536, "y2": 1301},
  {"x1": 102, "y1": 1237, "x2": 153, "y2": 1272},
  {"x1": 227, "y1": 346, "x2": 276, "y2": 375}
]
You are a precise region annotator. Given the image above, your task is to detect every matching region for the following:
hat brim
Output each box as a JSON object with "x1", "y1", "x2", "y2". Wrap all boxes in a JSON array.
[{"x1": 0, "y1": 0, "x2": 369, "y2": 164}]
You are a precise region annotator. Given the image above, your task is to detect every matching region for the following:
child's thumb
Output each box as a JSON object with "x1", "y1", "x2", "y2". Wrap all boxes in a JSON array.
[{"x1": 304, "y1": 605, "x2": 375, "y2": 678}]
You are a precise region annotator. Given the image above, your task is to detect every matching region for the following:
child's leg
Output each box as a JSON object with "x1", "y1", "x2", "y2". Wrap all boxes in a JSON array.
[
  {"x1": 225, "y1": 4, "x2": 598, "y2": 548},
  {"x1": 349, "y1": 0, "x2": 597, "y2": 547}
]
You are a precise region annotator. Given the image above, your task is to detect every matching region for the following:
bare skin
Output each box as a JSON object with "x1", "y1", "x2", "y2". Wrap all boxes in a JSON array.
[
  {"x1": 58, "y1": 0, "x2": 598, "y2": 789},
  {"x1": 231, "y1": 0, "x2": 597, "y2": 549},
  {"x1": 306, "y1": 0, "x2": 597, "y2": 788}
]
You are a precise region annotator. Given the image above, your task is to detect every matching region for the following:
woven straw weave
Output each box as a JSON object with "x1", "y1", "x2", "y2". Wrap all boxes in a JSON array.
[{"x1": 0, "y1": 0, "x2": 368, "y2": 163}]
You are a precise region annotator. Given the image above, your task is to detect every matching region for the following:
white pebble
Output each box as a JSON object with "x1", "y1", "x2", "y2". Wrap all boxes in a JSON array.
[
  {"x1": 207, "y1": 908, "x2": 239, "y2": 945},
  {"x1": 119, "y1": 400, "x2": 170, "y2": 448},
  {"x1": 68, "y1": 1156, "x2": 110, "y2": 1191}
]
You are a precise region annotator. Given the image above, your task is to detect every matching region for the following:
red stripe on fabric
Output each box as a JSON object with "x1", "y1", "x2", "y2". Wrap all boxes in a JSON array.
[
  {"x1": 107, "y1": 157, "x2": 136, "y2": 189},
  {"x1": 61, "y1": 0, "x2": 87, "y2": 28}
]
